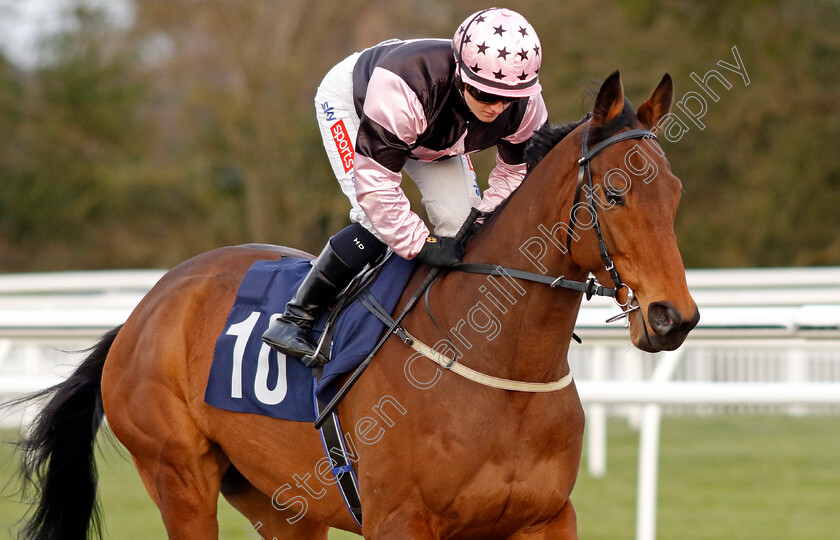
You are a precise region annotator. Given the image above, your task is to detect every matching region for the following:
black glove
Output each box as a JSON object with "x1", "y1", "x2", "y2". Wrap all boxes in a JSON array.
[
  {"x1": 471, "y1": 210, "x2": 490, "y2": 235},
  {"x1": 416, "y1": 235, "x2": 463, "y2": 267}
]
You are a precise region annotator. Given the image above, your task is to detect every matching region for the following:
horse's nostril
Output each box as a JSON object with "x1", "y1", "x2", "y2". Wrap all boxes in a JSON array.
[{"x1": 648, "y1": 302, "x2": 681, "y2": 336}]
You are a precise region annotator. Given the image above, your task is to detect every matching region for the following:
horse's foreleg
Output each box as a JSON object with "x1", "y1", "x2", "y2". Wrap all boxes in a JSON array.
[{"x1": 220, "y1": 465, "x2": 329, "y2": 540}]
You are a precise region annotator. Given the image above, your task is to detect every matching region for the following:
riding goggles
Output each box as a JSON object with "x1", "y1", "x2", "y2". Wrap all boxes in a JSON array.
[{"x1": 464, "y1": 84, "x2": 518, "y2": 105}]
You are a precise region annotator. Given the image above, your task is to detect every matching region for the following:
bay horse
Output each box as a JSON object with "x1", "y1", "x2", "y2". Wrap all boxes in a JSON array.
[{"x1": 16, "y1": 71, "x2": 698, "y2": 539}]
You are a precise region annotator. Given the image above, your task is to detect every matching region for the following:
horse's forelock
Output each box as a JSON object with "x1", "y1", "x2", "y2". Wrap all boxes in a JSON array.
[
  {"x1": 589, "y1": 98, "x2": 637, "y2": 145},
  {"x1": 523, "y1": 96, "x2": 637, "y2": 174},
  {"x1": 484, "y1": 104, "x2": 634, "y2": 229}
]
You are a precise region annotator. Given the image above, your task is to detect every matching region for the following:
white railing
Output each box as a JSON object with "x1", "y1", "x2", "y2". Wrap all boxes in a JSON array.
[
  {"x1": 577, "y1": 376, "x2": 840, "y2": 540},
  {"x1": 0, "y1": 270, "x2": 164, "y2": 427},
  {"x1": 0, "y1": 267, "x2": 838, "y2": 540},
  {"x1": 568, "y1": 264, "x2": 840, "y2": 540}
]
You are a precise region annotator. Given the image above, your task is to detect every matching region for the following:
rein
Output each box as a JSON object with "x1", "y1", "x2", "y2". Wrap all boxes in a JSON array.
[{"x1": 452, "y1": 263, "x2": 616, "y2": 300}]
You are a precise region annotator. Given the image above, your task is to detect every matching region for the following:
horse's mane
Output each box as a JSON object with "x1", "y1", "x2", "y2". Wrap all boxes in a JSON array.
[
  {"x1": 475, "y1": 117, "x2": 587, "y2": 231},
  {"x1": 475, "y1": 100, "x2": 635, "y2": 233},
  {"x1": 523, "y1": 117, "x2": 588, "y2": 173},
  {"x1": 523, "y1": 98, "x2": 637, "y2": 172}
]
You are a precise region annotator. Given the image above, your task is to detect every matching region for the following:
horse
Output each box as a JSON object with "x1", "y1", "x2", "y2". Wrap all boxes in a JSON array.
[{"x1": 15, "y1": 71, "x2": 698, "y2": 539}]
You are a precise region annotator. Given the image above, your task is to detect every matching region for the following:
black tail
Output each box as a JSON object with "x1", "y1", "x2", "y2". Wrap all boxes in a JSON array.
[{"x1": 14, "y1": 325, "x2": 121, "y2": 540}]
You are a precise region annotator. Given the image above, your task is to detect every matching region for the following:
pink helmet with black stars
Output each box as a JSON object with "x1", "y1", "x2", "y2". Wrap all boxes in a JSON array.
[{"x1": 452, "y1": 7, "x2": 542, "y2": 98}]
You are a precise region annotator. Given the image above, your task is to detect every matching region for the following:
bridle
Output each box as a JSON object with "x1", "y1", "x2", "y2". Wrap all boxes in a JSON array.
[
  {"x1": 456, "y1": 118, "x2": 659, "y2": 319},
  {"x1": 566, "y1": 117, "x2": 658, "y2": 314}
]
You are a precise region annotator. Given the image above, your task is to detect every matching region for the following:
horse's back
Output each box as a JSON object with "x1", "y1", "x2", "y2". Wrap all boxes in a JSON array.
[
  {"x1": 98, "y1": 243, "x2": 342, "y2": 536},
  {"x1": 100, "y1": 243, "x2": 305, "y2": 439}
]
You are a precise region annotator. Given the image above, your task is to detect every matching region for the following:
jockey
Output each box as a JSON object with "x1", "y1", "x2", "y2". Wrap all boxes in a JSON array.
[{"x1": 263, "y1": 8, "x2": 548, "y2": 365}]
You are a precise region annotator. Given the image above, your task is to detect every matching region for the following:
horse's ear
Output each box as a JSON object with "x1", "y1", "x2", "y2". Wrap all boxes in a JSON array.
[
  {"x1": 637, "y1": 73, "x2": 673, "y2": 128},
  {"x1": 591, "y1": 70, "x2": 625, "y2": 128}
]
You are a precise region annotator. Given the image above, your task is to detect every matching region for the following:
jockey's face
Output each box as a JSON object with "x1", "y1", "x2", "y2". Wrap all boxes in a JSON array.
[{"x1": 463, "y1": 85, "x2": 512, "y2": 123}]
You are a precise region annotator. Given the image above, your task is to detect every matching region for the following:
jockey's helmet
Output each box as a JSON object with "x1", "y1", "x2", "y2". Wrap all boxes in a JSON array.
[{"x1": 452, "y1": 8, "x2": 542, "y2": 99}]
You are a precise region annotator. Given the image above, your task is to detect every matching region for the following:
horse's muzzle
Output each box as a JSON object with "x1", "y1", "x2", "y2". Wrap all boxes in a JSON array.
[{"x1": 631, "y1": 300, "x2": 700, "y2": 352}]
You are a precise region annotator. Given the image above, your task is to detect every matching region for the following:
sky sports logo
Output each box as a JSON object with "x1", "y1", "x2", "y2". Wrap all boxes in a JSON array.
[{"x1": 331, "y1": 120, "x2": 354, "y2": 173}]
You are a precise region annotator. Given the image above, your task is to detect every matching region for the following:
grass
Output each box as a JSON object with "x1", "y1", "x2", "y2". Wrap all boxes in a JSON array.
[
  {"x1": 574, "y1": 415, "x2": 840, "y2": 540},
  {"x1": 1, "y1": 415, "x2": 839, "y2": 539}
]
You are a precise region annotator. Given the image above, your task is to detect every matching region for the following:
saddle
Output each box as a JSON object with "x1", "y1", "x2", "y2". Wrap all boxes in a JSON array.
[{"x1": 307, "y1": 250, "x2": 400, "y2": 366}]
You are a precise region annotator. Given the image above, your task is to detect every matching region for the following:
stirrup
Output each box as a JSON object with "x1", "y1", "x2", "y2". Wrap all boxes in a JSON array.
[
  {"x1": 301, "y1": 351, "x2": 329, "y2": 368},
  {"x1": 301, "y1": 325, "x2": 332, "y2": 368},
  {"x1": 262, "y1": 319, "x2": 330, "y2": 368}
]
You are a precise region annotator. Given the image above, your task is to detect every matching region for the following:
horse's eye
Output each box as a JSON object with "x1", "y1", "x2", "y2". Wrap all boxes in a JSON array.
[{"x1": 605, "y1": 189, "x2": 626, "y2": 207}]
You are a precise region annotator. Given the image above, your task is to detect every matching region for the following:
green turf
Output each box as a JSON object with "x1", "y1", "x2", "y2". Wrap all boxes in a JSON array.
[
  {"x1": 574, "y1": 415, "x2": 840, "y2": 540},
  {"x1": 2, "y1": 415, "x2": 838, "y2": 539}
]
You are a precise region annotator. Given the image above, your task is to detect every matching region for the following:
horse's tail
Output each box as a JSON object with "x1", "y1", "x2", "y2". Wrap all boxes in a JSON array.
[{"x1": 15, "y1": 325, "x2": 121, "y2": 540}]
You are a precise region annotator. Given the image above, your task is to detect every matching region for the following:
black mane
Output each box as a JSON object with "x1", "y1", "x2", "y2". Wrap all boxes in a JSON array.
[
  {"x1": 523, "y1": 116, "x2": 588, "y2": 173},
  {"x1": 475, "y1": 116, "x2": 588, "y2": 231},
  {"x1": 475, "y1": 103, "x2": 634, "y2": 232},
  {"x1": 523, "y1": 98, "x2": 638, "y2": 173}
]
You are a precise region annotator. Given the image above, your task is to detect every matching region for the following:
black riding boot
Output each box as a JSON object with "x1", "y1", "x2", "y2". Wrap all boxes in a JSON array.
[{"x1": 262, "y1": 223, "x2": 387, "y2": 365}]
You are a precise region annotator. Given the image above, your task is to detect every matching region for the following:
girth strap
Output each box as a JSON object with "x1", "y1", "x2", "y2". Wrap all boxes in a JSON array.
[{"x1": 313, "y1": 379, "x2": 363, "y2": 527}]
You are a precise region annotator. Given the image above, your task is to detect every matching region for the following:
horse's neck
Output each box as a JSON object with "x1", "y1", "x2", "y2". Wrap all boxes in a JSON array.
[{"x1": 431, "y1": 148, "x2": 585, "y2": 381}]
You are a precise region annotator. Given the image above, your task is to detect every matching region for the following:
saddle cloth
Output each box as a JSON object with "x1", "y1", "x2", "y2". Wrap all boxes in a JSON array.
[{"x1": 204, "y1": 254, "x2": 417, "y2": 422}]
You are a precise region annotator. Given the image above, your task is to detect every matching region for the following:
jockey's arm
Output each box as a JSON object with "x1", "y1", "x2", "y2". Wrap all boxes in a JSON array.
[
  {"x1": 353, "y1": 67, "x2": 430, "y2": 259},
  {"x1": 478, "y1": 93, "x2": 549, "y2": 214}
]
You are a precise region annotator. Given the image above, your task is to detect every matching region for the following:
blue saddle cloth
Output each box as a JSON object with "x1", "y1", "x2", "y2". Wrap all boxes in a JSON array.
[{"x1": 204, "y1": 254, "x2": 417, "y2": 422}]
